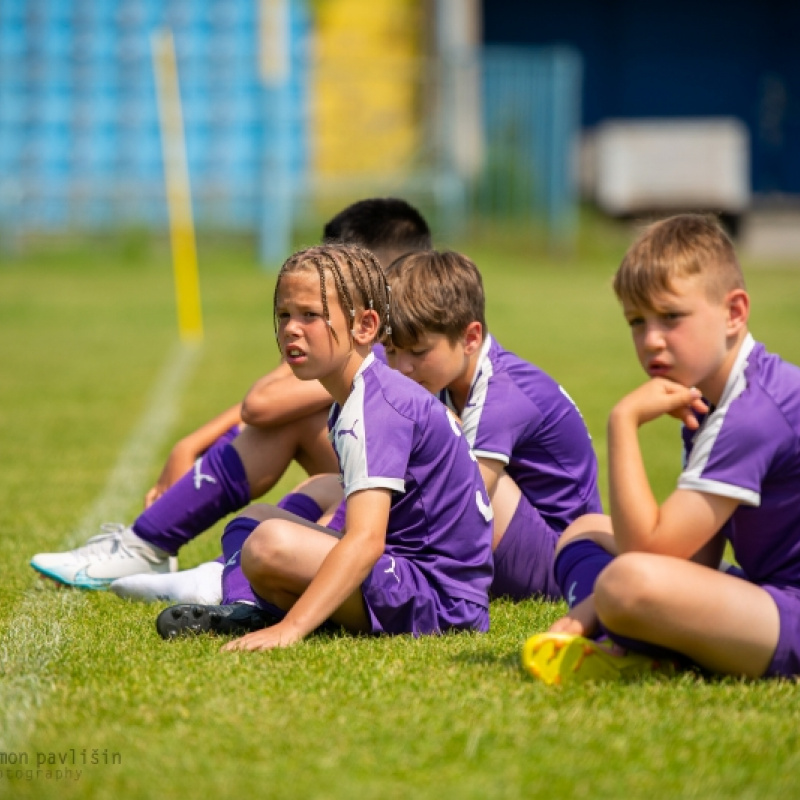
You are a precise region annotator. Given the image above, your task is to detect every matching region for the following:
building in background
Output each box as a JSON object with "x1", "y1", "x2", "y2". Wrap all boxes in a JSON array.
[{"x1": 484, "y1": 0, "x2": 800, "y2": 243}]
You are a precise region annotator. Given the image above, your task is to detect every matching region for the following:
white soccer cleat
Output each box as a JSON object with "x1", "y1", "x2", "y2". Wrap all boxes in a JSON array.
[
  {"x1": 110, "y1": 561, "x2": 223, "y2": 605},
  {"x1": 30, "y1": 523, "x2": 175, "y2": 590}
]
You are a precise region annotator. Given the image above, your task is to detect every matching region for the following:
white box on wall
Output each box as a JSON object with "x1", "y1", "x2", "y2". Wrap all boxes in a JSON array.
[{"x1": 588, "y1": 118, "x2": 750, "y2": 216}]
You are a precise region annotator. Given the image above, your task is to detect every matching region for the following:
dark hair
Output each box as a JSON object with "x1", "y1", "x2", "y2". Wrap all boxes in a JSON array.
[
  {"x1": 322, "y1": 198, "x2": 432, "y2": 254},
  {"x1": 273, "y1": 243, "x2": 392, "y2": 345},
  {"x1": 386, "y1": 250, "x2": 487, "y2": 348}
]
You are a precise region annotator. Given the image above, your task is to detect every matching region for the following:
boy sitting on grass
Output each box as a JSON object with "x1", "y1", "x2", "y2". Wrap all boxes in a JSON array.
[
  {"x1": 157, "y1": 248, "x2": 602, "y2": 638},
  {"x1": 385, "y1": 250, "x2": 602, "y2": 602},
  {"x1": 522, "y1": 214, "x2": 800, "y2": 685},
  {"x1": 160, "y1": 243, "x2": 494, "y2": 646},
  {"x1": 30, "y1": 198, "x2": 432, "y2": 601}
]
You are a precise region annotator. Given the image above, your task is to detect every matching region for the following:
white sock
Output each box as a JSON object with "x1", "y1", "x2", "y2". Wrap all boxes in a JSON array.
[{"x1": 110, "y1": 561, "x2": 223, "y2": 604}]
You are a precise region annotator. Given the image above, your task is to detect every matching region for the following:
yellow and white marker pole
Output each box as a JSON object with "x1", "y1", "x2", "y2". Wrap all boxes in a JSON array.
[{"x1": 151, "y1": 28, "x2": 203, "y2": 344}]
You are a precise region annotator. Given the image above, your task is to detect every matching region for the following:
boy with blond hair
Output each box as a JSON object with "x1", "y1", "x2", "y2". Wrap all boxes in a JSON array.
[{"x1": 523, "y1": 214, "x2": 800, "y2": 685}]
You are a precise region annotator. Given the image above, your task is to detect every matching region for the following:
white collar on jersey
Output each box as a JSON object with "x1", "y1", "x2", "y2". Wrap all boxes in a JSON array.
[
  {"x1": 469, "y1": 333, "x2": 494, "y2": 394},
  {"x1": 715, "y1": 332, "x2": 756, "y2": 411},
  {"x1": 352, "y1": 350, "x2": 375, "y2": 384}
]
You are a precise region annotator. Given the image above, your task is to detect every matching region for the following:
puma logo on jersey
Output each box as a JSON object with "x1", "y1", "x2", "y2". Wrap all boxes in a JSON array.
[
  {"x1": 337, "y1": 419, "x2": 359, "y2": 441},
  {"x1": 193, "y1": 457, "x2": 217, "y2": 490},
  {"x1": 476, "y1": 490, "x2": 494, "y2": 522}
]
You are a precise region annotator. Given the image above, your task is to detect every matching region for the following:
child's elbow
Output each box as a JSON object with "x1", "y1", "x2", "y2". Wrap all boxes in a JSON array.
[{"x1": 347, "y1": 528, "x2": 386, "y2": 565}]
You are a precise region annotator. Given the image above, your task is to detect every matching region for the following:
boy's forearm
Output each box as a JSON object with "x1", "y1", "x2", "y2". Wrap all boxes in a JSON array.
[
  {"x1": 181, "y1": 403, "x2": 242, "y2": 450},
  {"x1": 240, "y1": 372, "x2": 333, "y2": 427},
  {"x1": 607, "y1": 405, "x2": 660, "y2": 552},
  {"x1": 280, "y1": 528, "x2": 384, "y2": 639}
]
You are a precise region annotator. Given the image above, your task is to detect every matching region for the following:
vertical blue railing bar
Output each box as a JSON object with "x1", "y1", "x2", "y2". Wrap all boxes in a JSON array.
[{"x1": 479, "y1": 45, "x2": 582, "y2": 247}]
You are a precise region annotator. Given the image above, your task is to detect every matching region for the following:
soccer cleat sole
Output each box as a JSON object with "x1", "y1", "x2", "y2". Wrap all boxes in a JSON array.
[
  {"x1": 156, "y1": 603, "x2": 277, "y2": 640},
  {"x1": 30, "y1": 562, "x2": 111, "y2": 590},
  {"x1": 521, "y1": 632, "x2": 678, "y2": 686}
]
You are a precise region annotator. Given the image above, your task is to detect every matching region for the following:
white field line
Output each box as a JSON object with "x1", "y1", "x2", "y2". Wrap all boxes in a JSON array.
[{"x1": 0, "y1": 343, "x2": 201, "y2": 751}]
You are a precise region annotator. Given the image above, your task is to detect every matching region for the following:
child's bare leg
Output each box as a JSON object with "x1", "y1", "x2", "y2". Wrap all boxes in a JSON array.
[
  {"x1": 233, "y1": 409, "x2": 339, "y2": 498},
  {"x1": 554, "y1": 513, "x2": 617, "y2": 558},
  {"x1": 544, "y1": 514, "x2": 617, "y2": 635},
  {"x1": 241, "y1": 518, "x2": 369, "y2": 631},
  {"x1": 595, "y1": 553, "x2": 780, "y2": 677},
  {"x1": 549, "y1": 595, "x2": 600, "y2": 637},
  {"x1": 287, "y1": 475, "x2": 344, "y2": 528}
]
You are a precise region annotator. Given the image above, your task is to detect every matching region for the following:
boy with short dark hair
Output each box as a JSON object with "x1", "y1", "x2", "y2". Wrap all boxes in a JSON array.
[
  {"x1": 523, "y1": 213, "x2": 800, "y2": 685},
  {"x1": 384, "y1": 250, "x2": 602, "y2": 601}
]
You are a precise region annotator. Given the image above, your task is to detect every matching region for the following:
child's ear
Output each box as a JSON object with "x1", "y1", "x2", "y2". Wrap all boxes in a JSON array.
[
  {"x1": 352, "y1": 309, "x2": 380, "y2": 344},
  {"x1": 726, "y1": 289, "x2": 750, "y2": 335},
  {"x1": 462, "y1": 321, "x2": 484, "y2": 355}
]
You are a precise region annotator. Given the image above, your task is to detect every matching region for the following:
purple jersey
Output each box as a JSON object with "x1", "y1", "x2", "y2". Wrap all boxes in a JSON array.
[
  {"x1": 679, "y1": 335, "x2": 800, "y2": 586},
  {"x1": 372, "y1": 341, "x2": 387, "y2": 364},
  {"x1": 442, "y1": 336, "x2": 602, "y2": 531},
  {"x1": 328, "y1": 353, "x2": 494, "y2": 610}
]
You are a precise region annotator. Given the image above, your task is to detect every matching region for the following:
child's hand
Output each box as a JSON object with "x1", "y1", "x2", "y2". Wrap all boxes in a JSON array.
[
  {"x1": 221, "y1": 622, "x2": 303, "y2": 653},
  {"x1": 612, "y1": 378, "x2": 709, "y2": 430},
  {"x1": 548, "y1": 596, "x2": 599, "y2": 638},
  {"x1": 143, "y1": 447, "x2": 197, "y2": 507}
]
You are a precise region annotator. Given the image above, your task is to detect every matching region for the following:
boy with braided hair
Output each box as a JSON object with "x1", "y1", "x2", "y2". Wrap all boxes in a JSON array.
[
  {"x1": 30, "y1": 199, "x2": 431, "y2": 601},
  {"x1": 156, "y1": 247, "x2": 601, "y2": 637},
  {"x1": 159, "y1": 243, "x2": 494, "y2": 644}
]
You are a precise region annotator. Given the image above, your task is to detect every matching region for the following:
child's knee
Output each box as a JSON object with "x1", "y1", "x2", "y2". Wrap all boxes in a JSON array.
[
  {"x1": 555, "y1": 513, "x2": 613, "y2": 557},
  {"x1": 595, "y1": 553, "x2": 662, "y2": 626},
  {"x1": 241, "y1": 520, "x2": 294, "y2": 578}
]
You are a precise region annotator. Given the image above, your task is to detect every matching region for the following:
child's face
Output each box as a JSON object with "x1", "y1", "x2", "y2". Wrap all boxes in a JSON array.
[
  {"x1": 622, "y1": 274, "x2": 734, "y2": 398},
  {"x1": 384, "y1": 332, "x2": 468, "y2": 395},
  {"x1": 275, "y1": 268, "x2": 353, "y2": 384}
]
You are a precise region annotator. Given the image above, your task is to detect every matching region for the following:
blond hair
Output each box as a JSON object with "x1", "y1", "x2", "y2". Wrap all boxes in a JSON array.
[{"x1": 613, "y1": 214, "x2": 745, "y2": 308}]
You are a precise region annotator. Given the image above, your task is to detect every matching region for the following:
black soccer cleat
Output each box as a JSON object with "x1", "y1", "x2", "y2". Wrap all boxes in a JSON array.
[{"x1": 156, "y1": 602, "x2": 278, "y2": 640}]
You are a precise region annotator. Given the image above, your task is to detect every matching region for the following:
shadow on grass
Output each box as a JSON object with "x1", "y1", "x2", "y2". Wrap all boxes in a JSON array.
[{"x1": 452, "y1": 647, "x2": 521, "y2": 671}]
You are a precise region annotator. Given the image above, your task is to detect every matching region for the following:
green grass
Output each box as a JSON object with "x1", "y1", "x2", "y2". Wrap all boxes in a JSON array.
[{"x1": 2, "y1": 220, "x2": 800, "y2": 799}]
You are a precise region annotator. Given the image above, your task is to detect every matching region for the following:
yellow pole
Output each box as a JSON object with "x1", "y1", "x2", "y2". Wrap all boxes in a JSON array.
[{"x1": 151, "y1": 28, "x2": 203, "y2": 344}]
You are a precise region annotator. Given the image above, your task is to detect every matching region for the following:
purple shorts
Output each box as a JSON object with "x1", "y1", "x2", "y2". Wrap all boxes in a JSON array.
[
  {"x1": 361, "y1": 553, "x2": 488, "y2": 635},
  {"x1": 491, "y1": 495, "x2": 561, "y2": 601},
  {"x1": 760, "y1": 584, "x2": 800, "y2": 678},
  {"x1": 327, "y1": 499, "x2": 347, "y2": 533},
  {"x1": 725, "y1": 565, "x2": 800, "y2": 678}
]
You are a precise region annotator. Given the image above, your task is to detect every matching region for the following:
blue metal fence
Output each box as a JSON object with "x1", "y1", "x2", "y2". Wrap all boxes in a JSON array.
[{"x1": 476, "y1": 46, "x2": 582, "y2": 245}]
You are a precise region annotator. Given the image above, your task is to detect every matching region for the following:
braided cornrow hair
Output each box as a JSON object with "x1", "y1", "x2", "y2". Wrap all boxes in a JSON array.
[{"x1": 273, "y1": 244, "x2": 392, "y2": 345}]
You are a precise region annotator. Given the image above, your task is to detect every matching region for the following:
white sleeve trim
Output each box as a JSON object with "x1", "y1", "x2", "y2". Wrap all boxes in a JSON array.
[
  {"x1": 472, "y1": 448, "x2": 510, "y2": 465},
  {"x1": 344, "y1": 477, "x2": 405, "y2": 497},
  {"x1": 677, "y1": 476, "x2": 760, "y2": 507}
]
